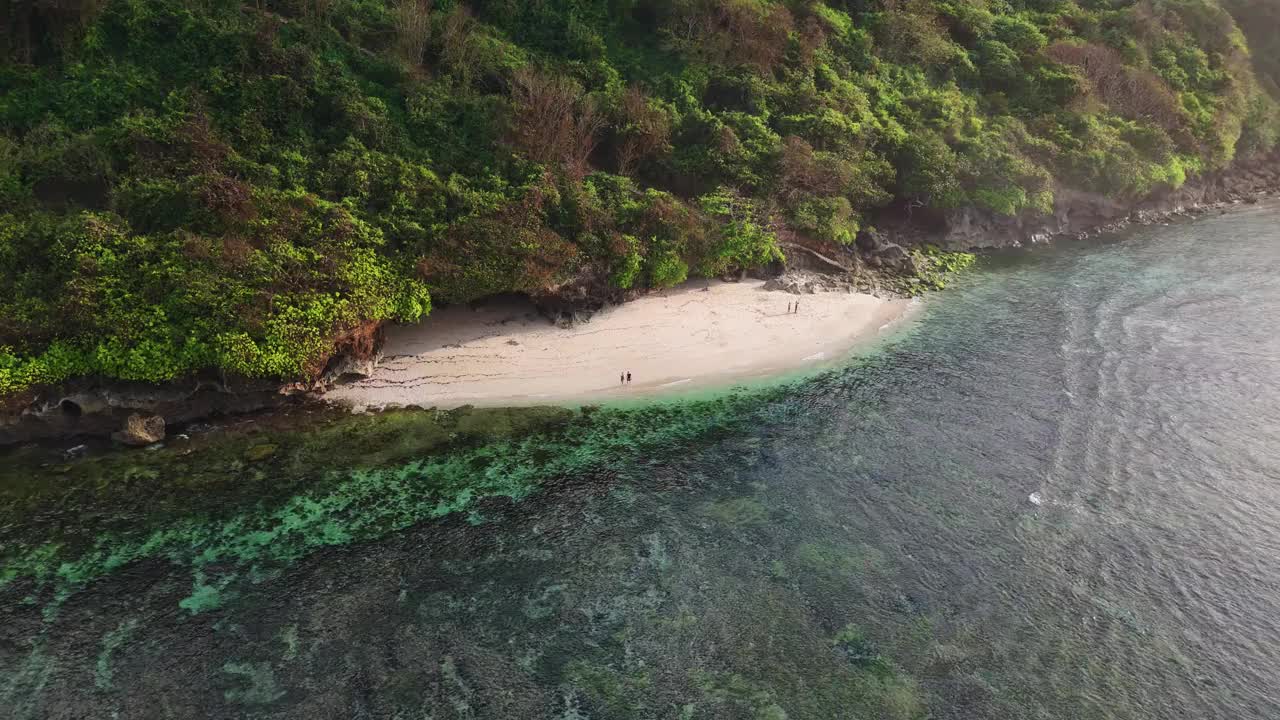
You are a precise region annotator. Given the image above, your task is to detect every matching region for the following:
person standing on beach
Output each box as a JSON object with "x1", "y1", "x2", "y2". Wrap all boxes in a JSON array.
[
  {"x1": 787, "y1": 302, "x2": 792, "y2": 314},
  {"x1": 620, "y1": 373, "x2": 624, "y2": 384},
  {"x1": 626, "y1": 372, "x2": 632, "y2": 383},
  {"x1": 794, "y1": 301, "x2": 799, "y2": 314}
]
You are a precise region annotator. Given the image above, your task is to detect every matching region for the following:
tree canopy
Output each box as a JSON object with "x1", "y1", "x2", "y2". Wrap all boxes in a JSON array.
[{"x1": 1, "y1": 0, "x2": 1277, "y2": 393}]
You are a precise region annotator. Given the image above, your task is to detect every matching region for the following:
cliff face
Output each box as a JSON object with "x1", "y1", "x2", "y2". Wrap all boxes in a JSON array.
[{"x1": 921, "y1": 152, "x2": 1280, "y2": 250}]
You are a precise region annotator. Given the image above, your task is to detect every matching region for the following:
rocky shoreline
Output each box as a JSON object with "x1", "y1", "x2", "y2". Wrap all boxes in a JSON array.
[
  {"x1": 873, "y1": 151, "x2": 1280, "y2": 250},
  {"x1": 4, "y1": 154, "x2": 1278, "y2": 447}
]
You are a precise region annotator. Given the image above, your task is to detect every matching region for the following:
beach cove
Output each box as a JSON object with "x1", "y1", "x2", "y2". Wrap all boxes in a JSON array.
[{"x1": 326, "y1": 279, "x2": 914, "y2": 410}]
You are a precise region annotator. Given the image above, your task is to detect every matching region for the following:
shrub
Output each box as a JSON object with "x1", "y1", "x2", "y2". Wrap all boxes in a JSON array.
[
  {"x1": 613, "y1": 86, "x2": 673, "y2": 175},
  {"x1": 610, "y1": 235, "x2": 644, "y2": 289},
  {"x1": 648, "y1": 250, "x2": 689, "y2": 288},
  {"x1": 508, "y1": 67, "x2": 605, "y2": 179},
  {"x1": 1045, "y1": 41, "x2": 1185, "y2": 133},
  {"x1": 663, "y1": 0, "x2": 794, "y2": 73},
  {"x1": 697, "y1": 187, "x2": 783, "y2": 274}
]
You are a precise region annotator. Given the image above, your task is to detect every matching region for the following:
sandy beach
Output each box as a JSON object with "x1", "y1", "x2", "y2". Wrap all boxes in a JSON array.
[{"x1": 325, "y1": 279, "x2": 913, "y2": 410}]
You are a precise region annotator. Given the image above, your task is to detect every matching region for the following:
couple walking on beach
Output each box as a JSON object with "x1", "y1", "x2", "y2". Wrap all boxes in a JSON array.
[
  {"x1": 787, "y1": 301, "x2": 800, "y2": 314},
  {"x1": 620, "y1": 371, "x2": 631, "y2": 384}
]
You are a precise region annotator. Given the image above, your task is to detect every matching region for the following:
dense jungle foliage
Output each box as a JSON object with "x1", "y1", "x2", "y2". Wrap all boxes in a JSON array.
[{"x1": 1, "y1": 0, "x2": 1278, "y2": 393}]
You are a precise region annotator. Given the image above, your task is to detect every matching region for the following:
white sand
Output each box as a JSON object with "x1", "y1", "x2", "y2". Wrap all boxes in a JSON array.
[{"x1": 325, "y1": 279, "x2": 913, "y2": 410}]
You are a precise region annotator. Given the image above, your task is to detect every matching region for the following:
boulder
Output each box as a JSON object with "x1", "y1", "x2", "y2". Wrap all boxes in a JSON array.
[
  {"x1": 855, "y1": 229, "x2": 886, "y2": 254},
  {"x1": 874, "y1": 242, "x2": 919, "y2": 274},
  {"x1": 876, "y1": 242, "x2": 909, "y2": 262},
  {"x1": 322, "y1": 351, "x2": 382, "y2": 384},
  {"x1": 112, "y1": 413, "x2": 166, "y2": 446},
  {"x1": 244, "y1": 443, "x2": 278, "y2": 462},
  {"x1": 763, "y1": 270, "x2": 855, "y2": 295}
]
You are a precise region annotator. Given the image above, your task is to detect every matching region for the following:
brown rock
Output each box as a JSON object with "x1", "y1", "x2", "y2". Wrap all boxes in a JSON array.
[
  {"x1": 112, "y1": 413, "x2": 165, "y2": 446},
  {"x1": 244, "y1": 443, "x2": 278, "y2": 462}
]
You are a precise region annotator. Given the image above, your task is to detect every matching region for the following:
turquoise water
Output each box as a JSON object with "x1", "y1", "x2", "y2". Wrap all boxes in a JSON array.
[{"x1": 3, "y1": 204, "x2": 1280, "y2": 718}]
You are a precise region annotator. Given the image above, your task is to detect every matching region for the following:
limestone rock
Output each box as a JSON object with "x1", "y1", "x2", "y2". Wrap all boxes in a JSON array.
[
  {"x1": 322, "y1": 351, "x2": 382, "y2": 384},
  {"x1": 873, "y1": 243, "x2": 920, "y2": 275},
  {"x1": 764, "y1": 270, "x2": 856, "y2": 295},
  {"x1": 112, "y1": 413, "x2": 165, "y2": 446},
  {"x1": 855, "y1": 228, "x2": 886, "y2": 253}
]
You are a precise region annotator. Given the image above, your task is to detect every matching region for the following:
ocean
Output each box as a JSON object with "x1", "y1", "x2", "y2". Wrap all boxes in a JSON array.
[{"x1": 3, "y1": 202, "x2": 1279, "y2": 719}]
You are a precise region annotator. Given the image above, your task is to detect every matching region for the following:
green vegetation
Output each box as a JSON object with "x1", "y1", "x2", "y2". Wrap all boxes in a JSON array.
[
  {"x1": 0, "y1": 393, "x2": 789, "y2": 611},
  {"x1": 908, "y1": 247, "x2": 978, "y2": 292},
  {"x1": 2, "y1": 0, "x2": 1277, "y2": 394}
]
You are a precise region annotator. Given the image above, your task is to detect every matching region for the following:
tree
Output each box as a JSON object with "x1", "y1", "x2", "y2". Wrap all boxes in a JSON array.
[
  {"x1": 614, "y1": 87, "x2": 672, "y2": 175},
  {"x1": 509, "y1": 68, "x2": 604, "y2": 179},
  {"x1": 1046, "y1": 42, "x2": 1185, "y2": 134},
  {"x1": 393, "y1": 0, "x2": 432, "y2": 67},
  {"x1": 662, "y1": 0, "x2": 794, "y2": 73}
]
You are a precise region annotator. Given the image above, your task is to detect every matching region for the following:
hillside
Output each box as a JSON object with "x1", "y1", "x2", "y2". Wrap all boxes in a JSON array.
[{"x1": 2, "y1": 0, "x2": 1278, "y2": 396}]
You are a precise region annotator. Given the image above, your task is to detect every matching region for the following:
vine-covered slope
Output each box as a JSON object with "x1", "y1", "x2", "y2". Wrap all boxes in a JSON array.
[{"x1": 1, "y1": 0, "x2": 1277, "y2": 394}]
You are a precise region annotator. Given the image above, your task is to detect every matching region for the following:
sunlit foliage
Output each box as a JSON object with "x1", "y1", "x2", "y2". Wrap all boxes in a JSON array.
[{"x1": 1, "y1": 0, "x2": 1276, "y2": 393}]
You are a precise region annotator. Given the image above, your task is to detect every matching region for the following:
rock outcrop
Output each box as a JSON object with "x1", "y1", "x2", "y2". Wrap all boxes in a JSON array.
[
  {"x1": 764, "y1": 271, "x2": 853, "y2": 294},
  {"x1": 321, "y1": 351, "x2": 383, "y2": 384},
  {"x1": 111, "y1": 413, "x2": 166, "y2": 446},
  {"x1": 854, "y1": 230, "x2": 921, "y2": 275},
  {"x1": 0, "y1": 375, "x2": 304, "y2": 446}
]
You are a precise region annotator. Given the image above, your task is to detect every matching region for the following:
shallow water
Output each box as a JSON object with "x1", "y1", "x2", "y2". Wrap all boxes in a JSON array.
[{"x1": 3, "y1": 203, "x2": 1280, "y2": 719}]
